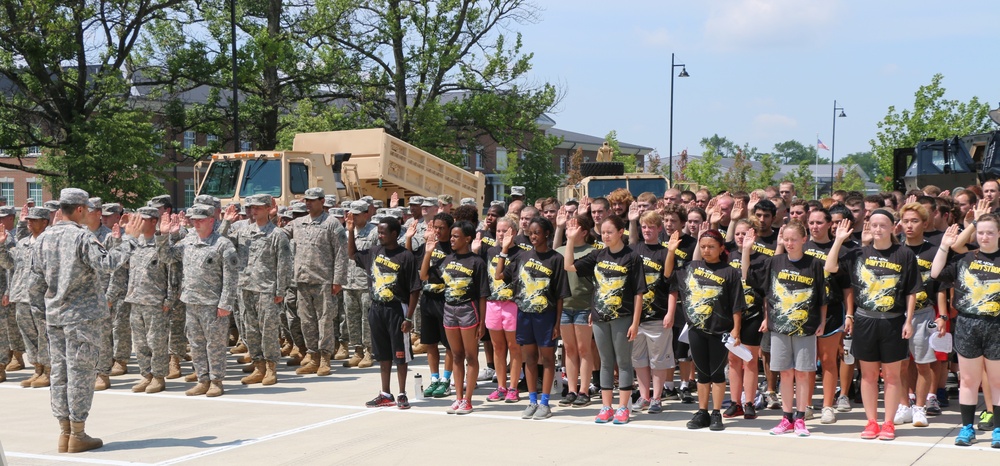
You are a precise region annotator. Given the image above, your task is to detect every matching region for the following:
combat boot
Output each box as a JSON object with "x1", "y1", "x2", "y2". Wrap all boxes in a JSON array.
[
  {"x1": 31, "y1": 365, "x2": 50, "y2": 388},
  {"x1": 132, "y1": 374, "x2": 153, "y2": 393},
  {"x1": 94, "y1": 374, "x2": 110, "y2": 391},
  {"x1": 185, "y1": 380, "x2": 210, "y2": 396},
  {"x1": 286, "y1": 346, "x2": 304, "y2": 366},
  {"x1": 237, "y1": 353, "x2": 253, "y2": 364},
  {"x1": 6, "y1": 350, "x2": 24, "y2": 371},
  {"x1": 184, "y1": 372, "x2": 199, "y2": 382},
  {"x1": 280, "y1": 338, "x2": 293, "y2": 357},
  {"x1": 262, "y1": 360, "x2": 278, "y2": 385},
  {"x1": 333, "y1": 342, "x2": 349, "y2": 360},
  {"x1": 301, "y1": 352, "x2": 313, "y2": 366},
  {"x1": 68, "y1": 421, "x2": 103, "y2": 453},
  {"x1": 295, "y1": 354, "x2": 319, "y2": 375},
  {"x1": 206, "y1": 380, "x2": 224, "y2": 397},
  {"x1": 358, "y1": 347, "x2": 373, "y2": 368},
  {"x1": 21, "y1": 364, "x2": 42, "y2": 387},
  {"x1": 317, "y1": 352, "x2": 332, "y2": 376},
  {"x1": 0, "y1": 365, "x2": 5, "y2": 383},
  {"x1": 58, "y1": 419, "x2": 70, "y2": 453},
  {"x1": 110, "y1": 360, "x2": 128, "y2": 376},
  {"x1": 229, "y1": 341, "x2": 248, "y2": 355},
  {"x1": 241, "y1": 360, "x2": 265, "y2": 384},
  {"x1": 412, "y1": 342, "x2": 426, "y2": 355},
  {"x1": 343, "y1": 346, "x2": 363, "y2": 367},
  {"x1": 146, "y1": 377, "x2": 166, "y2": 394},
  {"x1": 242, "y1": 362, "x2": 256, "y2": 373},
  {"x1": 166, "y1": 355, "x2": 182, "y2": 379}
]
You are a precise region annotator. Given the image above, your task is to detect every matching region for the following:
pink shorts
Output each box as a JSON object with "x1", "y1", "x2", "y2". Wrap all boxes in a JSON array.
[{"x1": 485, "y1": 300, "x2": 517, "y2": 332}]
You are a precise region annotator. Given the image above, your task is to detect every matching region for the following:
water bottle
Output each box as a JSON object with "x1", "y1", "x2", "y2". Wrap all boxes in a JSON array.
[
  {"x1": 413, "y1": 373, "x2": 424, "y2": 401},
  {"x1": 843, "y1": 335, "x2": 855, "y2": 364}
]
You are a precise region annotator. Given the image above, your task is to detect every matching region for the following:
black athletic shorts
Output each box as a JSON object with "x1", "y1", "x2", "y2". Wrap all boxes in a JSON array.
[
  {"x1": 741, "y1": 313, "x2": 764, "y2": 347},
  {"x1": 672, "y1": 326, "x2": 691, "y2": 362},
  {"x1": 419, "y1": 294, "x2": 450, "y2": 350},
  {"x1": 954, "y1": 314, "x2": 1000, "y2": 360},
  {"x1": 369, "y1": 301, "x2": 412, "y2": 364},
  {"x1": 851, "y1": 313, "x2": 908, "y2": 364}
]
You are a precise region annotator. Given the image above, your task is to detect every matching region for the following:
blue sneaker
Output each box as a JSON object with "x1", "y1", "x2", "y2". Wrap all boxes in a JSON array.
[
  {"x1": 993, "y1": 427, "x2": 1000, "y2": 448},
  {"x1": 955, "y1": 424, "x2": 977, "y2": 446}
]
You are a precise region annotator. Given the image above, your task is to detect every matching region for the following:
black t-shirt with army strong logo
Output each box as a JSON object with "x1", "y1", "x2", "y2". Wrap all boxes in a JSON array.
[
  {"x1": 415, "y1": 241, "x2": 452, "y2": 299},
  {"x1": 669, "y1": 260, "x2": 745, "y2": 335},
  {"x1": 485, "y1": 245, "x2": 520, "y2": 302},
  {"x1": 842, "y1": 243, "x2": 921, "y2": 315},
  {"x1": 574, "y1": 245, "x2": 647, "y2": 322},
  {"x1": 903, "y1": 240, "x2": 938, "y2": 311},
  {"x1": 438, "y1": 252, "x2": 490, "y2": 306},
  {"x1": 937, "y1": 249, "x2": 1000, "y2": 318},
  {"x1": 751, "y1": 254, "x2": 827, "y2": 336},
  {"x1": 504, "y1": 249, "x2": 571, "y2": 314},
  {"x1": 728, "y1": 246, "x2": 765, "y2": 321},
  {"x1": 354, "y1": 245, "x2": 421, "y2": 304},
  {"x1": 804, "y1": 239, "x2": 853, "y2": 332},
  {"x1": 634, "y1": 242, "x2": 671, "y2": 321},
  {"x1": 752, "y1": 227, "x2": 781, "y2": 257}
]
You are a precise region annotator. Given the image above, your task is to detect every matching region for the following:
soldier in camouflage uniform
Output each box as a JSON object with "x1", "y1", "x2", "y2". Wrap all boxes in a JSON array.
[
  {"x1": 83, "y1": 198, "x2": 118, "y2": 390},
  {"x1": 109, "y1": 207, "x2": 171, "y2": 394},
  {"x1": 343, "y1": 200, "x2": 377, "y2": 368},
  {"x1": 0, "y1": 205, "x2": 20, "y2": 379},
  {"x1": 149, "y1": 195, "x2": 188, "y2": 379},
  {"x1": 101, "y1": 203, "x2": 132, "y2": 378},
  {"x1": 224, "y1": 194, "x2": 291, "y2": 385},
  {"x1": 283, "y1": 187, "x2": 347, "y2": 376},
  {"x1": 27, "y1": 188, "x2": 140, "y2": 453},
  {"x1": 325, "y1": 195, "x2": 349, "y2": 359},
  {"x1": 0, "y1": 207, "x2": 50, "y2": 386},
  {"x1": 159, "y1": 204, "x2": 238, "y2": 397},
  {"x1": 282, "y1": 202, "x2": 309, "y2": 365}
]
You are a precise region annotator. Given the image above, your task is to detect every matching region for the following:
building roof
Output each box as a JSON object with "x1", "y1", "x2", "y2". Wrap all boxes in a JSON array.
[{"x1": 548, "y1": 127, "x2": 653, "y2": 155}]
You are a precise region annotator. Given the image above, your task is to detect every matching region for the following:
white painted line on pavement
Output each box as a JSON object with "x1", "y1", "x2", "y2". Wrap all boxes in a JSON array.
[
  {"x1": 3, "y1": 452, "x2": 152, "y2": 466},
  {"x1": 154, "y1": 409, "x2": 379, "y2": 465}
]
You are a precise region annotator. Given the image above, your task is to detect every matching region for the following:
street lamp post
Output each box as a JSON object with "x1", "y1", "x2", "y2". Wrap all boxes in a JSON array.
[
  {"x1": 830, "y1": 100, "x2": 846, "y2": 195},
  {"x1": 669, "y1": 53, "x2": 689, "y2": 184}
]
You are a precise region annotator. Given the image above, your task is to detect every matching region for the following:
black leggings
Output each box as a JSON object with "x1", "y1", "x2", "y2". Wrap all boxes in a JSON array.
[{"x1": 689, "y1": 328, "x2": 728, "y2": 384}]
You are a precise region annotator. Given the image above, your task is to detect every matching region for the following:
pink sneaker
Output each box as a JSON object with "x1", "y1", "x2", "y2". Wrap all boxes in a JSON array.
[
  {"x1": 504, "y1": 388, "x2": 521, "y2": 403},
  {"x1": 446, "y1": 399, "x2": 461, "y2": 414},
  {"x1": 595, "y1": 406, "x2": 614, "y2": 423},
  {"x1": 770, "y1": 418, "x2": 794, "y2": 435},
  {"x1": 455, "y1": 399, "x2": 473, "y2": 415},
  {"x1": 613, "y1": 407, "x2": 630, "y2": 425},
  {"x1": 487, "y1": 387, "x2": 507, "y2": 402},
  {"x1": 794, "y1": 418, "x2": 810, "y2": 437}
]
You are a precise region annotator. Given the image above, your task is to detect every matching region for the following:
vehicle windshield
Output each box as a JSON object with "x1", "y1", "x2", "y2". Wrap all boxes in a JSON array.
[
  {"x1": 240, "y1": 159, "x2": 282, "y2": 197},
  {"x1": 587, "y1": 179, "x2": 627, "y2": 198},
  {"x1": 200, "y1": 160, "x2": 241, "y2": 198},
  {"x1": 627, "y1": 179, "x2": 668, "y2": 197}
]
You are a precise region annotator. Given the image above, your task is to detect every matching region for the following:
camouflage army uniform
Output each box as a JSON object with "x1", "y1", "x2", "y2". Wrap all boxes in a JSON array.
[
  {"x1": 283, "y1": 211, "x2": 347, "y2": 356},
  {"x1": 112, "y1": 235, "x2": 171, "y2": 378},
  {"x1": 219, "y1": 218, "x2": 250, "y2": 344},
  {"x1": 28, "y1": 216, "x2": 131, "y2": 423},
  {"x1": 86, "y1": 224, "x2": 119, "y2": 378},
  {"x1": 229, "y1": 220, "x2": 291, "y2": 362},
  {"x1": 104, "y1": 230, "x2": 132, "y2": 373},
  {"x1": 344, "y1": 221, "x2": 377, "y2": 350},
  {"x1": 159, "y1": 230, "x2": 238, "y2": 382},
  {"x1": 0, "y1": 230, "x2": 17, "y2": 367},
  {"x1": 283, "y1": 240, "x2": 305, "y2": 350},
  {"x1": 0, "y1": 232, "x2": 46, "y2": 367}
]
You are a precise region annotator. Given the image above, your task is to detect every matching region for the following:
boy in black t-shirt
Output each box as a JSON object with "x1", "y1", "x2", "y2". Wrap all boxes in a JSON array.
[
  {"x1": 348, "y1": 215, "x2": 422, "y2": 410},
  {"x1": 408, "y1": 213, "x2": 455, "y2": 398}
]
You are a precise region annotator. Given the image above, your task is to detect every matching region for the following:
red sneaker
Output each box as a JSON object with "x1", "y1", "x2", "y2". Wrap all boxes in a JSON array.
[
  {"x1": 861, "y1": 419, "x2": 880, "y2": 439},
  {"x1": 878, "y1": 421, "x2": 896, "y2": 441}
]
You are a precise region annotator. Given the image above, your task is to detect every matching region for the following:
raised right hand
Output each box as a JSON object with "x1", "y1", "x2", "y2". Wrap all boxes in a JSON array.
[{"x1": 833, "y1": 218, "x2": 854, "y2": 242}]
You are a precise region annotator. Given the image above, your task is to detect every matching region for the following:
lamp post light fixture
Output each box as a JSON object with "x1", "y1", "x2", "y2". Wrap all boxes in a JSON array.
[
  {"x1": 668, "y1": 53, "x2": 689, "y2": 184},
  {"x1": 830, "y1": 100, "x2": 846, "y2": 195}
]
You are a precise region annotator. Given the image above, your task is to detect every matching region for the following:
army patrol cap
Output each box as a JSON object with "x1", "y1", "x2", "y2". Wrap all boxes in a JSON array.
[
  {"x1": 388, "y1": 208, "x2": 405, "y2": 220},
  {"x1": 246, "y1": 194, "x2": 272, "y2": 207},
  {"x1": 323, "y1": 194, "x2": 338, "y2": 208},
  {"x1": 340, "y1": 200, "x2": 351, "y2": 208},
  {"x1": 187, "y1": 204, "x2": 215, "y2": 219},
  {"x1": 511, "y1": 186, "x2": 525, "y2": 197},
  {"x1": 43, "y1": 200, "x2": 61, "y2": 212},
  {"x1": 148, "y1": 194, "x2": 173, "y2": 208},
  {"x1": 25, "y1": 207, "x2": 49, "y2": 220},
  {"x1": 420, "y1": 198, "x2": 437, "y2": 207},
  {"x1": 360, "y1": 195, "x2": 374, "y2": 204},
  {"x1": 290, "y1": 201, "x2": 308, "y2": 214},
  {"x1": 330, "y1": 208, "x2": 345, "y2": 218},
  {"x1": 137, "y1": 206, "x2": 161, "y2": 219},
  {"x1": 277, "y1": 206, "x2": 293, "y2": 219},
  {"x1": 376, "y1": 208, "x2": 388, "y2": 215},
  {"x1": 349, "y1": 200, "x2": 369, "y2": 215},
  {"x1": 373, "y1": 200, "x2": 384, "y2": 209},
  {"x1": 370, "y1": 214, "x2": 386, "y2": 224},
  {"x1": 102, "y1": 203, "x2": 123, "y2": 216},
  {"x1": 438, "y1": 194, "x2": 453, "y2": 205},
  {"x1": 88, "y1": 197, "x2": 103, "y2": 211},
  {"x1": 59, "y1": 188, "x2": 94, "y2": 208},
  {"x1": 408, "y1": 196, "x2": 424, "y2": 205},
  {"x1": 490, "y1": 200, "x2": 506, "y2": 208},
  {"x1": 0, "y1": 206, "x2": 16, "y2": 217},
  {"x1": 194, "y1": 194, "x2": 222, "y2": 210},
  {"x1": 460, "y1": 197, "x2": 475, "y2": 206},
  {"x1": 303, "y1": 187, "x2": 325, "y2": 200}
]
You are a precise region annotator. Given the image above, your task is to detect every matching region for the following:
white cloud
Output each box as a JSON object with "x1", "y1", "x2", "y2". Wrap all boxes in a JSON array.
[
  {"x1": 753, "y1": 113, "x2": 798, "y2": 130},
  {"x1": 703, "y1": 0, "x2": 840, "y2": 51}
]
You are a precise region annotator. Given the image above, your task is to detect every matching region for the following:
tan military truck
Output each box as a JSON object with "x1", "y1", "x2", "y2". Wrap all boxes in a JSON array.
[
  {"x1": 195, "y1": 128, "x2": 486, "y2": 207},
  {"x1": 559, "y1": 173, "x2": 669, "y2": 203}
]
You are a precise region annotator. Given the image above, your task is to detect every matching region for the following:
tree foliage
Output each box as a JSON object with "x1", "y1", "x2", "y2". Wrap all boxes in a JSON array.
[
  {"x1": 841, "y1": 151, "x2": 878, "y2": 179},
  {"x1": 834, "y1": 160, "x2": 867, "y2": 192},
  {"x1": 682, "y1": 142, "x2": 723, "y2": 193},
  {"x1": 784, "y1": 161, "x2": 817, "y2": 200},
  {"x1": 604, "y1": 130, "x2": 638, "y2": 173},
  {"x1": 773, "y1": 139, "x2": 826, "y2": 165},
  {"x1": 499, "y1": 134, "x2": 563, "y2": 201},
  {"x1": 871, "y1": 74, "x2": 993, "y2": 190}
]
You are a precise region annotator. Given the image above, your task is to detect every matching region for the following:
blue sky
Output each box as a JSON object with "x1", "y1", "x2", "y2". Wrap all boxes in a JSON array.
[{"x1": 516, "y1": 0, "x2": 1000, "y2": 169}]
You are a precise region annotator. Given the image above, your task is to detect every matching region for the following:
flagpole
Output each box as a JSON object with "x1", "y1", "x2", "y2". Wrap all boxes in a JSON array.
[{"x1": 814, "y1": 133, "x2": 819, "y2": 199}]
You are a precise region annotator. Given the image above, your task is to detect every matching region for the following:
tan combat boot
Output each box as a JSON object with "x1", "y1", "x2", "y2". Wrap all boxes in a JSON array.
[
  {"x1": 237, "y1": 353, "x2": 253, "y2": 364},
  {"x1": 31, "y1": 365, "x2": 50, "y2": 388},
  {"x1": 146, "y1": 376, "x2": 166, "y2": 394},
  {"x1": 58, "y1": 419, "x2": 70, "y2": 453},
  {"x1": 185, "y1": 380, "x2": 210, "y2": 396},
  {"x1": 357, "y1": 347, "x2": 373, "y2": 368},
  {"x1": 110, "y1": 360, "x2": 128, "y2": 376},
  {"x1": 333, "y1": 342, "x2": 349, "y2": 360},
  {"x1": 317, "y1": 352, "x2": 332, "y2": 376},
  {"x1": 206, "y1": 380, "x2": 224, "y2": 397},
  {"x1": 300, "y1": 352, "x2": 313, "y2": 366},
  {"x1": 280, "y1": 338, "x2": 293, "y2": 357},
  {"x1": 6, "y1": 350, "x2": 24, "y2": 371},
  {"x1": 286, "y1": 346, "x2": 304, "y2": 366},
  {"x1": 0, "y1": 365, "x2": 5, "y2": 383},
  {"x1": 295, "y1": 354, "x2": 319, "y2": 375},
  {"x1": 166, "y1": 355, "x2": 182, "y2": 379},
  {"x1": 229, "y1": 341, "x2": 248, "y2": 355},
  {"x1": 184, "y1": 372, "x2": 199, "y2": 382},
  {"x1": 343, "y1": 346, "x2": 363, "y2": 367},
  {"x1": 262, "y1": 360, "x2": 277, "y2": 386},
  {"x1": 68, "y1": 421, "x2": 103, "y2": 453},
  {"x1": 132, "y1": 374, "x2": 153, "y2": 393},
  {"x1": 21, "y1": 364, "x2": 42, "y2": 387},
  {"x1": 241, "y1": 360, "x2": 265, "y2": 385},
  {"x1": 94, "y1": 374, "x2": 110, "y2": 391}
]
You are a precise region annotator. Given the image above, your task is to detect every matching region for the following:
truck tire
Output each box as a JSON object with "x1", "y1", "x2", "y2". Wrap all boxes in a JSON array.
[{"x1": 581, "y1": 162, "x2": 625, "y2": 177}]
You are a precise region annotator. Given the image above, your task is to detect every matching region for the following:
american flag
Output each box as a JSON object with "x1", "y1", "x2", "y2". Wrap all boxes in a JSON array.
[{"x1": 817, "y1": 138, "x2": 830, "y2": 151}]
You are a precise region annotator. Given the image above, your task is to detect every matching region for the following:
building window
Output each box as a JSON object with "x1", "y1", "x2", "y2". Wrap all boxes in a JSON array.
[
  {"x1": 207, "y1": 134, "x2": 219, "y2": 143},
  {"x1": 0, "y1": 181, "x2": 13, "y2": 204},
  {"x1": 495, "y1": 147, "x2": 507, "y2": 171},
  {"x1": 183, "y1": 131, "x2": 196, "y2": 149},
  {"x1": 27, "y1": 146, "x2": 41, "y2": 157},
  {"x1": 27, "y1": 181, "x2": 43, "y2": 204},
  {"x1": 559, "y1": 154, "x2": 567, "y2": 174},
  {"x1": 184, "y1": 178, "x2": 195, "y2": 208},
  {"x1": 475, "y1": 146, "x2": 485, "y2": 170},
  {"x1": 241, "y1": 140, "x2": 251, "y2": 151}
]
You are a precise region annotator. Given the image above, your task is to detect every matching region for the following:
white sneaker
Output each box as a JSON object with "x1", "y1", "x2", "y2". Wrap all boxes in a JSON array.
[
  {"x1": 477, "y1": 367, "x2": 496, "y2": 382},
  {"x1": 820, "y1": 406, "x2": 837, "y2": 424},
  {"x1": 804, "y1": 406, "x2": 815, "y2": 420},
  {"x1": 835, "y1": 395, "x2": 852, "y2": 412},
  {"x1": 893, "y1": 404, "x2": 913, "y2": 424},
  {"x1": 912, "y1": 406, "x2": 929, "y2": 427}
]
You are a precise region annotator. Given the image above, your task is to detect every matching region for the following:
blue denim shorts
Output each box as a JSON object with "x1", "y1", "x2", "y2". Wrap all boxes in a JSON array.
[{"x1": 560, "y1": 308, "x2": 590, "y2": 326}]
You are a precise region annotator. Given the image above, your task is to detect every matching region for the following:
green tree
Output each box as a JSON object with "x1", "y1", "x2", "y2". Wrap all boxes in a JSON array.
[
  {"x1": 604, "y1": 130, "x2": 638, "y2": 173},
  {"x1": 0, "y1": 0, "x2": 184, "y2": 205},
  {"x1": 683, "y1": 142, "x2": 723, "y2": 193},
  {"x1": 834, "y1": 160, "x2": 867, "y2": 192},
  {"x1": 841, "y1": 151, "x2": 878, "y2": 179},
  {"x1": 871, "y1": 74, "x2": 993, "y2": 190},
  {"x1": 784, "y1": 161, "x2": 817, "y2": 200},
  {"x1": 750, "y1": 152, "x2": 781, "y2": 191},
  {"x1": 700, "y1": 134, "x2": 739, "y2": 158},
  {"x1": 772, "y1": 140, "x2": 827, "y2": 165},
  {"x1": 499, "y1": 134, "x2": 563, "y2": 201},
  {"x1": 720, "y1": 145, "x2": 754, "y2": 193}
]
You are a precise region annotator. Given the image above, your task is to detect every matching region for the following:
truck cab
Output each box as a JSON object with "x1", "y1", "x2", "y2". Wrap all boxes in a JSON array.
[
  {"x1": 893, "y1": 132, "x2": 1000, "y2": 192},
  {"x1": 560, "y1": 173, "x2": 669, "y2": 203},
  {"x1": 195, "y1": 151, "x2": 335, "y2": 207}
]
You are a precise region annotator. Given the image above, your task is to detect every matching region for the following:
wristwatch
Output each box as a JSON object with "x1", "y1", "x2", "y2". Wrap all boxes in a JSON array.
[{"x1": 936, "y1": 314, "x2": 948, "y2": 322}]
